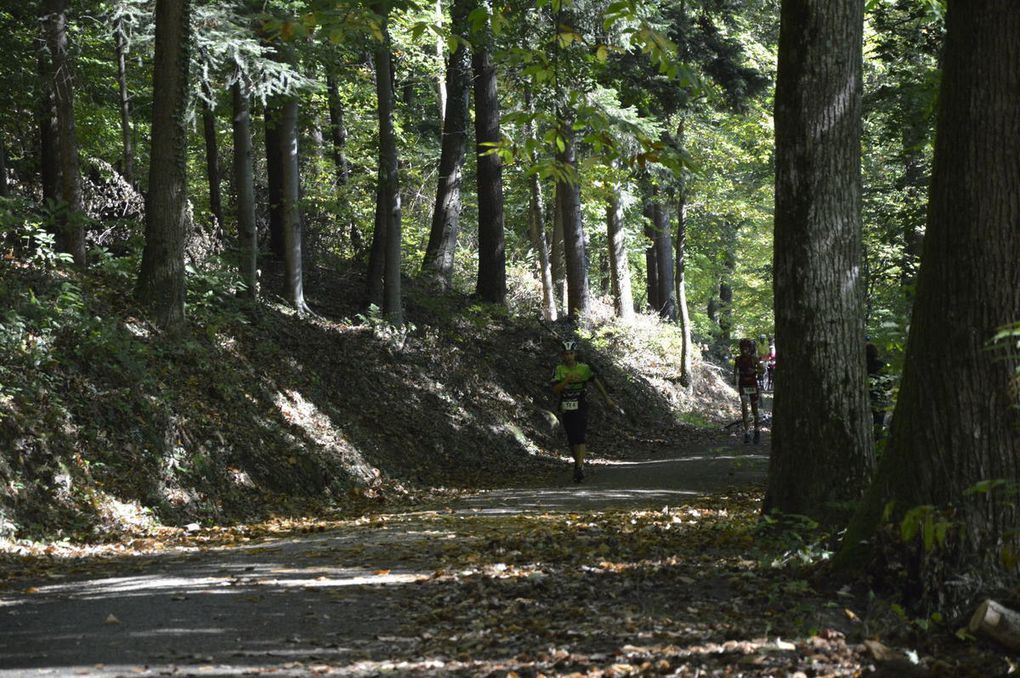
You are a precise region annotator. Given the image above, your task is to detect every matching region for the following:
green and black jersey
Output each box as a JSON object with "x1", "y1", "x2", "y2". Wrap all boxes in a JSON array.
[{"x1": 551, "y1": 362, "x2": 596, "y2": 412}]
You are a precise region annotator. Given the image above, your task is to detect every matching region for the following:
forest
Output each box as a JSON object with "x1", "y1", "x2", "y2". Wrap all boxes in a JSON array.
[{"x1": 0, "y1": 0, "x2": 1018, "y2": 675}]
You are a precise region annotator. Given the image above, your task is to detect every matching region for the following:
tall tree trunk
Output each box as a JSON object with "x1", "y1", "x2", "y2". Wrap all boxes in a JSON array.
[
  {"x1": 325, "y1": 73, "x2": 350, "y2": 186},
  {"x1": 201, "y1": 82, "x2": 224, "y2": 237},
  {"x1": 43, "y1": 0, "x2": 85, "y2": 267},
  {"x1": 421, "y1": 0, "x2": 470, "y2": 287},
  {"x1": 718, "y1": 227, "x2": 735, "y2": 345},
  {"x1": 473, "y1": 37, "x2": 506, "y2": 304},
  {"x1": 372, "y1": 15, "x2": 402, "y2": 324},
  {"x1": 838, "y1": 0, "x2": 1020, "y2": 608},
  {"x1": 523, "y1": 89, "x2": 556, "y2": 321},
  {"x1": 606, "y1": 189, "x2": 634, "y2": 321},
  {"x1": 898, "y1": 118, "x2": 927, "y2": 293},
  {"x1": 434, "y1": 0, "x2": 446, "y2": 130},
  {"x1": 232, "y1": 77, "x2": 257, "y2": 301},
  {"x1": 0, "y1": 135, "x2": 7, "y2": 198},
  {"x1": 366, "y1": 167, "x2": 386, "y2": 309},
  {"x1": 113, "y1": 17, "x2": 134, "y2": 185},
  {"x1": 675, "y1": 184, "x2": 693, "y2": 387},
  {"x1": 767, "y1": 0, "x2": 873, "y2": 523},
  {"x1": 557, "y1": 117, "x2": 588, "y2": 319},
  {"x1": 551, "y1": 186, "x2": 566, "y2": 312},
  {"x1": 277, "y1": 93, "x2": 308, "y2": 313},
  {"x1": 136, "y1": 0, "x2": 192, "y2": 330},
  {"x1": 643, "y1": 199, "x2": 660, "y2": 313},
  {"x1": 264, "y1": 104, "x2": 285, "y2": 259},
  {"x1": 37, "y1": 51, "x2": 60, "y2": 206},
  {"x1": 652, "y1": 197, "x2": 676, "y2": 321},
  {"x1": 325, "y1": 72, "x2": 361, "y2": 255},
  {"x1": 645, "y1": 249, "x2": 659, "y2": 313}
]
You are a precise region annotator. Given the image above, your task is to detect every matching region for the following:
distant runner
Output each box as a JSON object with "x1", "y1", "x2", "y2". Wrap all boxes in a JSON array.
[
  {"x1": 551, "y1": 340, "x2": 616, "y2": 483},
  {"x1": 734, "y1": 338, "x2": 762, "y2": 444},
  {"x1": 764, "y1": 343, "x2": 776, "y2": 392}
]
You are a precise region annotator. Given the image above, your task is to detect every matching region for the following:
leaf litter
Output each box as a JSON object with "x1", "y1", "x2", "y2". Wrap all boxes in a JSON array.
[{"x1": 1, "y1": 488, "x2": 1009, "y2": 677}]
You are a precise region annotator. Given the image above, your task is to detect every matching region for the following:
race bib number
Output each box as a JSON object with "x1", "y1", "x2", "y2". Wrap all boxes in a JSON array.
[
  {"x1": 741, "y1": 386, "x2": 757, "y2": 396},
  {"x1": 561, "y1": 399, "x2": 579, "y2": 411}
]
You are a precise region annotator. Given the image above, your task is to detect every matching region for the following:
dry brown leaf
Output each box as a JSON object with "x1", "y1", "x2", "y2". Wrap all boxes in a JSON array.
[
  {"x1": 864, "y1": 639, "x2": 900, "y2": 662},
  {"x1": 374, "y1": 569, "x2": 391, "y2": 576}
]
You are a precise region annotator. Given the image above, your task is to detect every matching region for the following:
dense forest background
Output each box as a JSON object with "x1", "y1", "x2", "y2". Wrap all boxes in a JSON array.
[{"x1": 1, "y1": 0, "x2": 1019, "y2": 638}]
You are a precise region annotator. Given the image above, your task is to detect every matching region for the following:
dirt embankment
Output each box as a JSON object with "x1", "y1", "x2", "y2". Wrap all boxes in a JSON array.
[{"x1": 0, "y1": 257, "x2": 738, "y2": 543}]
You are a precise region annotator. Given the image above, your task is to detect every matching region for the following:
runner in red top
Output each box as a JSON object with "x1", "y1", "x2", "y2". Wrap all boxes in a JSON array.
[{"x1": 733, "y1": 338, "x2": 762, "y2": 444}]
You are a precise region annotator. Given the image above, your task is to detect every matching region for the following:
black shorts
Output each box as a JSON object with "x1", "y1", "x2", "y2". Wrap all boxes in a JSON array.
[{"x1": 560, "y1": 407, "x2": 588, "y2": 445}]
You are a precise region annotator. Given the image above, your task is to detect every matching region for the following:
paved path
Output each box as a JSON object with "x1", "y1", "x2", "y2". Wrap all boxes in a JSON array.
[{"x1": 0, "y1": 437, "x2": 768, "y2": 677}]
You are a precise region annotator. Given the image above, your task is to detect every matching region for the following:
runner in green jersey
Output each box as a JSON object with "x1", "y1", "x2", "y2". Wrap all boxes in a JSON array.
[{"x1": 551, "y1": 340, "x2": 616, "y2": 483}]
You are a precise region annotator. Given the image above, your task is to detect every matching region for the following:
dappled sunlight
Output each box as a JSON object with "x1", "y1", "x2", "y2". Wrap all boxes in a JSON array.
[
  {"x1": 595, "y1": 454, "x2": 769, "y2": 465},
  {"x1": 454, "y1": 488, "x2": 704, "y2": 513},
  {"x1": 272, "y1": 389, "x2": 378, "y2": 485}
]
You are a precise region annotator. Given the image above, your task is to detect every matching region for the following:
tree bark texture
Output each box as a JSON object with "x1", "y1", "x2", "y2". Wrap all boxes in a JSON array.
[
  {"x1": 473, "y1": 42, "x2": 506, "y2": 305},
  {"x1": 718, "y1": 251, "x2": 734, "y2": 345},
  {"x1": 0, "y1": 136, "x2": 7, "y2": 198},
  {"x1": 557, "y1": 120, "x2": 589, "y2": 319},
  {"x1": 37, "y1": 50, "x2": 60, "y2": 206},
  {"x1": 325, "y1": 73, "x2": 350, "y2": 186},
  {"x1": 421, "y1": 0, "x2": 470, "y2": 287},
  {"x1": 366, "y1": 166, "x2": 386, "y2": 310},
  {"x1": 551, "y1": 187, "x2": 566, "y2": 313},
  {"x1": 767, "y1": 0, "x2": 874, "y2": 522},
  {"x1": 231, "y1": 79, "x2": 257, "y2": 301},
  {"x1": 373, "y1": 23, "x2": 403, "y2": 324},
  {"x1": 434, "y1": 0, "x2": 446, "y2": 131},
  {"x1": 114, "y1": 17, "x2": 134, "y2": 185},
  {"x1": 839, "y1": 0, "x2": 1020, "y2": 604},
  {"x1": 645, "y1": 247, "x2": 658, "y2": 313},
  {"x1": 675, "y1": 187, "x2": 693, "y2": 386},
  {"x1": 277, "y1": 94, "x2": 308, "y2": 313},
  {"x1": 264, "y1": 104, "x2": 285, "y2": 259},
  {"x1": 523, "y1": 89, "x2": 556, "y2": 321},
  {"x1": 325, "y1": 72, "x2": 362, "y2": 255},
  {"x1": 136, "y1": 0, "x2": 192, "y2": 329},
  {"x1": 649, "y1": 193, "x2": 676, "y2": 321},
  {"x1": 606, "y1": 190, "x2": 634, "y2": 321},
  {"x1": 201, "y1": 83, "x2": 224, "y2": 236},
  {"x1": 43, "y1": 0, "x2": 85, "y2": 267}
]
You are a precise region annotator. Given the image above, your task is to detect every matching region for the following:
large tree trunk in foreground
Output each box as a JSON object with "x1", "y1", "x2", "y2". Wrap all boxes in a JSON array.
[
  {"x1": 838, "y1": 0, "x2": 1020, "y2": 608},
  {"x1": 231, "y1": 78, "x2": 257, "y2": 301},
  {"x1": 136, "y1": 0, "x2": 192, "y2": 329},
  {"x1": 766, "y1": 0, "x2": 873, "y2": 523},
  {"x1": 421, "y1": 0, "x2": 470, "y2": 287},
  {"x1": 473, "y1": 37, "x2": 506, "y2": 305},
  {"x1": 43, "y1": 0, "x2": 85, "y2": 267}
]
